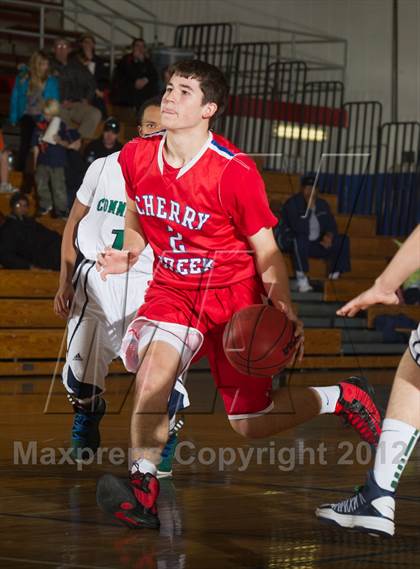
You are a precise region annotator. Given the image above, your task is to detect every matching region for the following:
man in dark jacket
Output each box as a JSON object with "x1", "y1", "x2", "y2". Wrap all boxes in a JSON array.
[
  {"x1": 277, "y1": 174, "x2": 351, "y2": 292},
  {"x1": 50, "y1": 37, "x2": 101, "y2": 139},
  {"x1": 111, "y1": 39, "x2": 159, "y2": 109},
  {"x1": 0, "y1": 193, "x2": 61, "y2": 270}
]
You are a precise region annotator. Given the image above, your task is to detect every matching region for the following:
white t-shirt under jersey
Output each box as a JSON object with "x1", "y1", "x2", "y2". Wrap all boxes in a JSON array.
[{"x1": 76, "y1": 151, "x2": 154, "y2": 275}]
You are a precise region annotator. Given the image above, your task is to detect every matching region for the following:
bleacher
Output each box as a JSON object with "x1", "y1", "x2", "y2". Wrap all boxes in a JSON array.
[
  {"x1": 0, "y1": 16, "x2": 418, "y2": 389},
  {"x1": 0, "y1": 168, "x2": 415, "y2": 385}
]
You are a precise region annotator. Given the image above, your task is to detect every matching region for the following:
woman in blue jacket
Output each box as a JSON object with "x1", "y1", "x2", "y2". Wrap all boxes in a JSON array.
[{"x1": 10, "y1": 50, "x2": 60, "y2": 171}]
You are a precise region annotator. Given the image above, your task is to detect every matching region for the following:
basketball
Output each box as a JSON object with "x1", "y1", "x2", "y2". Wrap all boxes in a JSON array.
[{"x1": 223, "y1": 304, "x2": 299, "y2": 377}]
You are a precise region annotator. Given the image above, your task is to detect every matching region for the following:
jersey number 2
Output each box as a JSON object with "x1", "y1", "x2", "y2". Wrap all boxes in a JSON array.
[{"x1": 168, "y1": 226, "x2": 186, "y2": 252}]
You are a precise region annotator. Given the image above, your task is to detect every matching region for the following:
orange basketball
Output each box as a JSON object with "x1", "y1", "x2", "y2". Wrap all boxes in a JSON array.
[{"x1": 223, "y1": 304, "x2": 298, "y2": 377}]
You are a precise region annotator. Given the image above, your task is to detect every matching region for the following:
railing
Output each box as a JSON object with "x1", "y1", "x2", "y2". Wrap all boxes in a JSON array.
[
  {"x1": 221, "y1": 58, "x2": 418, "y2": 235},
  {"x1": 2, "y1": 6, "x2": 417, "y2": 235},
  {"x1": 174, "y1": 22, "x2": 347, "y2": 81},
  {"x1": 174, "y1": 23, "x2": 234, "y2": 70},
  {"x1": 375, "y1": 122, "x2": 420, "y2": 236},
  {"x1": 337, "y1": 101, "x2": 382, "y2": 215},
  {"x1": 0, "y1": 0, "x2": 164, "y2": 74},
  {"x1": 259, "y1": 60, "x2": 308, "y2": 174}
]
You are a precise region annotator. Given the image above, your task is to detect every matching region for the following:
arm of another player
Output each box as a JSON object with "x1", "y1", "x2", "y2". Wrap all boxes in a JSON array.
[
  {"x1": 54, "y1": 198, "x2": 89, "y2": 318},
  {"x1": 96, "y1": 195, "x2": 148, "y2": 280},
  {"x1": 54, "y1": 158, "x2": 105, "y2": 317},
  {"x1": 338, "y1": 224, "x2": 420, "y2": 317},
  {"x1": 249, "y1": 228, "x2": 304, "y2": 360}
]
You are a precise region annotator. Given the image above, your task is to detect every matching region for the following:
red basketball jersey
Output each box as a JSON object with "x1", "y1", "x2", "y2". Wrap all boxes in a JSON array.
[{"x1": 118, "y1": 131, "x2": 277, "y2": 289}]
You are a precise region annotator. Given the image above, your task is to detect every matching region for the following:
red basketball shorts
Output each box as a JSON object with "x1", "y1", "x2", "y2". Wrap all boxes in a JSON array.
[{"x1": 136, "y1": 276, "x2": 274, "y2": 419}]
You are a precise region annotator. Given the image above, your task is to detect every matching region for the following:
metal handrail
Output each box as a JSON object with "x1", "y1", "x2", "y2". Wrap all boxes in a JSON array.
[
  {"x1": 1, "y1": 0, "x2": 136, "y2": 18},
  {"x1": 1, "y1": 0, "x2": 347, "y2": 81},
  {"x1": 83, "y1": 0, "x2": 144, "y2": 40},
  {"x1": 121, "y1": 0, "x2": 159, "y2": 41}
]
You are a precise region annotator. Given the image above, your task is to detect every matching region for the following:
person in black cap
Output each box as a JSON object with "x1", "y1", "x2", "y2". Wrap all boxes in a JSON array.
[
  {"x1": 83, "y1": 117, "x2": 123, "y2": 166},
  {"x1": 276, "y1": 173, "x2": 351, "y2": 292}
]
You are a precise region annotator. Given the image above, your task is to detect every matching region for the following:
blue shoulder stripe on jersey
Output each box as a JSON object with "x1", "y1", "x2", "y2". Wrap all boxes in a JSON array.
[
  {"x1": 142, "y1": 129, "x2": 166, "y2": 139},
  {"x1": 210, "y1": 139, "x2": 236, "y2": 157}
]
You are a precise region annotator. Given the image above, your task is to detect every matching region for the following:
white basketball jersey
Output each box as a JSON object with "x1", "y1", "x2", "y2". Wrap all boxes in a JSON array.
[{"x1": 76, "y1": 152, "x2": 153, "y2": 274}]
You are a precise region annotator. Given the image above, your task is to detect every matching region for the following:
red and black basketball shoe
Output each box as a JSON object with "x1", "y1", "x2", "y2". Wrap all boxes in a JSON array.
[
  {"x1": 334, "y1": 376, "x2": 383, "y2": 447},
  {"x1": 96, "y1": 472, "x2": 160, "y2": 529}
]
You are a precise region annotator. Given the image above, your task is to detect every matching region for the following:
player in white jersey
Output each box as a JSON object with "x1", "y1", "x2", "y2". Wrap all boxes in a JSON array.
[{"x1": 54, "y1": 98, "x2": 188, "y2": 474}]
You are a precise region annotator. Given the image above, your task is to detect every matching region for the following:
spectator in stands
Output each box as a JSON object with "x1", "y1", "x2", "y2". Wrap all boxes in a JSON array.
[
  {"x1": 9, "y1": 50, "x2": 60, "y2": 172},
  {"x1": 111, "y1": 38, "x2": 159, "y2": 109},
  {"x1": 74, "y1": 33, "x2": 110, "y2": 119},
  {"x1": 83, "y1": 117, "x2": 122, "y2": 166},
  {"x1": 0, "y1": 192, "x2": 61, "y2": 270},
  {"x1": 50, "y1": 37, "x2": 101, "y2": 140},
  {"x1": 136, "y1": 96, "x2": 162, "y2": 135},
  {"x1": 0, "y1": 149, "x2": 17, "y2": 193},
  {"x1": 0, "y1": 126, "x2": 18, "y2": 193},
  {"x1": 31, "y1": 99, "x2": 80, "y2": 217},
  {"x1": 276, "y1": 174, "x2": 351, "y2": 293}
]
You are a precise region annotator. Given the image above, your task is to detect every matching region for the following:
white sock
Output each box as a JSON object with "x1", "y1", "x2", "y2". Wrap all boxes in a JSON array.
[
  {"x1": 296, "y1": 271, "x2": 306, "y2": 280},
  {"x1": 131, "y1": 458, "x2": 157, "y2": 477},
  {"x1": 373, "y1": 418, "x2": 420, "y2": 492},
  {"x1": 310, "y1": 385, "x2": 341, "y2": 414}
]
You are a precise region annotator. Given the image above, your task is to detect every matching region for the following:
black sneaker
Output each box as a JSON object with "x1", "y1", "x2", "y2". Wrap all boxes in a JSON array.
[
  {"x1": 316, "y1": 470, "x2": 395, "y2": 536},
  {"x1": 97, "y1": 472, "x2": 160, "y2": 529}
]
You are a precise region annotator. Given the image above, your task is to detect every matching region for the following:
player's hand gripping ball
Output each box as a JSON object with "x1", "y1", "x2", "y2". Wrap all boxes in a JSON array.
[{"x1": 223, "y1": 304, "x2": 299, "y2": 376}]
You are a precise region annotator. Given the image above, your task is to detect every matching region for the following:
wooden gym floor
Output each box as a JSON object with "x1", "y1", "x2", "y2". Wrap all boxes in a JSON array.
[{"x1": 1, "y1": 372, "x2": 420, "y2": 569}]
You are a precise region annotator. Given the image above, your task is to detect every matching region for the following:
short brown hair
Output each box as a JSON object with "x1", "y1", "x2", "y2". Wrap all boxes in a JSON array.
[{"x1": 168, "y1": 60, "x2": 229, "y2": 122}]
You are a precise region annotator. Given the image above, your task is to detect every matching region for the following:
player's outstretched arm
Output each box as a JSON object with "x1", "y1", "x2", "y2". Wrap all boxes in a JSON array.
[
  {"x1": 337, "y1": 224, "x2": 420, "y2": 317},
  {"x1": 249, "y1": 227, "x2": 304, "y2": 359},
  {"x1": 54, "y1": 198, "x2": 89, "y2": 318},
  {"x1": 96, "y1": 195, "x2": 148, "y2": 281}
]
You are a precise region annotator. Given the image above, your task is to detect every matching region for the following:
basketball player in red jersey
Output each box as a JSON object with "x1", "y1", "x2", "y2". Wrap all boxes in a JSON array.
[{"x1": 95, "y1": 60, "x2": 383, "y2": 529}]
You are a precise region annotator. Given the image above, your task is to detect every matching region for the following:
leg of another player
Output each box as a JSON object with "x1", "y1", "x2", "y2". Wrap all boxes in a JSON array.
[
  {"x1": 64, "y1": 316, "x2": 111, "y2": 462},
  {"x1": 384, "y1": 349, "x2": 420, "y2": 426},
  {"x1": 315, "y1": 350, "x2": 420, "y2": 536},
  {"x1": 370, "y1": 348, "x2": 420, "y2": 492}
]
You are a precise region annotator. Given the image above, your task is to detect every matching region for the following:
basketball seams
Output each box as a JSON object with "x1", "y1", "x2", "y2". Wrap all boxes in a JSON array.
[
  {"x1": 223, "y1": 304, "x2": 299, "y2": 377},
  {"x1": 250, "y1": 311, "x2": 290, "y2": 363},
  {"x1": 246, "y1": 305, "x2": 267, "y2": 375}
]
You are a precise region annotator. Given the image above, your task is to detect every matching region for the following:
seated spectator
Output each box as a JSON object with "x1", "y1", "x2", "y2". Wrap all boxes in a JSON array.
[
  {"x1": 111, "y1": 38, "x2": 159, "y2": 109},
  {"x1": 0, "y1": 192, "x2": 61, "y2": 270},
  {"x1": 276, "y1": 174, "x2": 351, "y2": 293},
  {"x1": 31, "y1": 99, "x2": 80, "y2": 217},
  {"x1": 0, "y1": 149, "x2": 18, "y2": 193},
  {"x1": 9, "y1": 50, "x2": 59, "y2": 172},
  {"x1": 84, "y1": 117, "x2": 122, "y2": 166},
  {"x1": 0, "y1": 126, "x2": 18, "y2": 193},
  {"x1": 74, "y1": 33, "x2": 110, "y2": 119},
  {"x1": 136, "y1": 97, "x2": 162, "y2": 136},
  {"x1": 50, "y1": 37, "x2": 101, "y2": 140}
]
